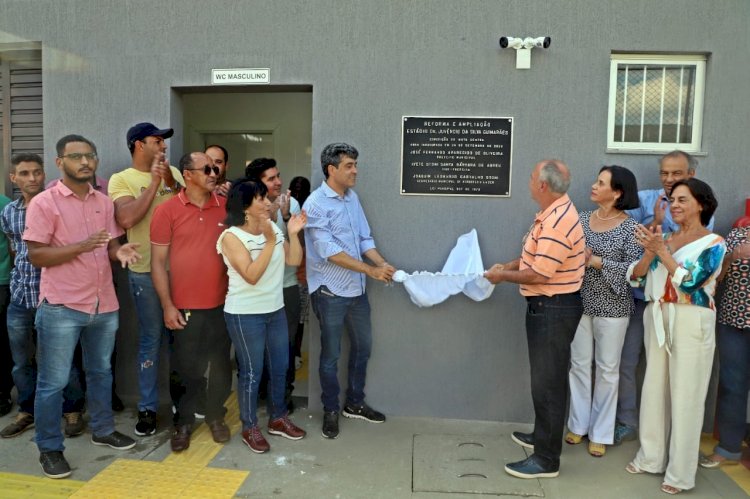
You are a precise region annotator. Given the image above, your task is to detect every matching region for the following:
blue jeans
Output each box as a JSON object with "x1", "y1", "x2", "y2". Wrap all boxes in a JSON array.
[
  {"x1": 0, "y1": 285, "x2": 12, "y2": 398},
  {"x1": 128, "y1": 271, "x2": 167, "y2": 412},
  {"x1": 525, "y1": 292, "x2": 583, "y2": 467},
  {"x1": 7, "y1": 301, "x2": 84, "y2": 415},
  {"x1": 714, "y1": 322, "x2": 750, "y2": 460},
  {"x1": 616, "y1": 298, "x2": 647, "y2": 428},
  {"x1": 225, "y1": 308, "x2": 289, "y2": 429},
  {"x1": 34, "y1": 302, "x2": 117, "y2": 453},
  {"x1": 311, "y1": 287, "x2": 372, "y2": 413}
]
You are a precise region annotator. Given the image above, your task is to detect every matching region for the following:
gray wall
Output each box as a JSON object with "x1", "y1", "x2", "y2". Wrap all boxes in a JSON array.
[{"x1": 0, "y1": 0, "x2": 748, "y2": 422}]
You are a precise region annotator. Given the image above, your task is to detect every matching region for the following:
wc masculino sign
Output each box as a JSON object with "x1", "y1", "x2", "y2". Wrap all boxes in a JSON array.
[{"x1": 211, "y1": 68, "x2": 270, "y2": 85}]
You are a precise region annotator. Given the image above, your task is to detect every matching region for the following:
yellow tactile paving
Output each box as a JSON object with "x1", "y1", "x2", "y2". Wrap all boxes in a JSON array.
[
  {"x1": 0, "y1": 391, "x2": 248, "y2": 498},
  {"x1": 69, "y1": 459, "x2": 248, "y2": 499},
  {"x1": 0, "y1": 472, "x2": 85, "y2": 498},
  {"x1": 700, "y1": 433, "x2": 750, "y2": 495}
]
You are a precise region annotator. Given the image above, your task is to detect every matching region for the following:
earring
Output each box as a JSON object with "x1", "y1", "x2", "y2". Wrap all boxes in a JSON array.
[{"x1": 244, "y1": 213, "x2": 249, "y2": 222}]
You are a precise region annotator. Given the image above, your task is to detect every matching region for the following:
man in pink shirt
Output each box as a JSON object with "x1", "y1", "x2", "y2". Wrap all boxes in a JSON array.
[{"x1": 23, "y1": 135, "x2": 141, "y2": 480}]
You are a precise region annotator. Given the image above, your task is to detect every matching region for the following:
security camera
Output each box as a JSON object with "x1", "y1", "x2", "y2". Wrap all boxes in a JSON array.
[
  {"x1": 499, "y1": 36, "x2": 524, "y2": 50},
  {"x1": 529, "y1": 36, "x2": 551, "y2": 49}
]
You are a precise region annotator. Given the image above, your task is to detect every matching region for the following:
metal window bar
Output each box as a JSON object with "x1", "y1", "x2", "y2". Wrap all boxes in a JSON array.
[
  {"x1": 639, "y1": 66, "x2": 647, "y2": 142},
  {"x1": 676, "y1": 66, "x2": 684, "y2": 142},
  {"x1": 658, "y1": 67, "x2": 666, "y2": 143},
  {"x1": 620, "y1": 65, "x2": 628, "y2": 142}
]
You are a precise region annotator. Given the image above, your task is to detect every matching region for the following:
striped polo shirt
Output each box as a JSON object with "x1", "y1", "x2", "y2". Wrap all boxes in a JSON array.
[{"x1": 519, "y1": 193, "x2": 586, "y2": 297}]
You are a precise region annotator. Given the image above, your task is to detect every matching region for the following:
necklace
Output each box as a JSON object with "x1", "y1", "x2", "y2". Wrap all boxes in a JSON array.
[{"x1": 595, "y1": 208, "x2": 622, "y2": 221}]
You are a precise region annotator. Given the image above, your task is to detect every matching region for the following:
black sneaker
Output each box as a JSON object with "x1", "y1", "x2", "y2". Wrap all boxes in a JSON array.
[
  {"x1": 134, "y1": 410, "x2": 157, "y2": 436},
  {"x1": 511, "y1": 431, "x2": 534, "y2": 450},
  {"x1": 342, "y1": 402, "x2": 385, "y2": 423},
  {"x1": 322, "y1": 411, "x2": 339, "y2": 439},
  {"x1": 91, "y1": 431, "x2": 136, "y2": 450},
  {"x1": 39, "y1": 451, "x2": 71, "y2": 479}
]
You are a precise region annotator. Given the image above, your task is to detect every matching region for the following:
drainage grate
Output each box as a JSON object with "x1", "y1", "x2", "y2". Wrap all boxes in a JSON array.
[{"x1": 412, "y1": 433, "x2": 544, "y2": 497}]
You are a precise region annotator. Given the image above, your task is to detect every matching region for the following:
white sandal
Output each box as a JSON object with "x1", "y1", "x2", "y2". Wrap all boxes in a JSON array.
[{"x1": 625, "y1": 462, "x2": 644, "y2": 474}]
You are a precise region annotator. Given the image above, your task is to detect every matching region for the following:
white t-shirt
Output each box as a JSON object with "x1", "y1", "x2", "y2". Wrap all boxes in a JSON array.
[{"x1": 218, "y1": 224, "x2": 285, "y2": 314}]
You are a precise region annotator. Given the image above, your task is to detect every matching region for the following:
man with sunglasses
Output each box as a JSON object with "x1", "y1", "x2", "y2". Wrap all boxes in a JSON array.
[
  {"x1": 150, "y1": 152, "x2": 231, "y2": 452},
  {"x1": 109, "y1": 122, "x2": 184, "y2": 437}
]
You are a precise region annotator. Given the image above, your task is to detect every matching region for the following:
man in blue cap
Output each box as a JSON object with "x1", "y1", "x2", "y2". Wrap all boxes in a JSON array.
[{"x1": 109, "y1": 123, "x2": 184, "y2": 436}]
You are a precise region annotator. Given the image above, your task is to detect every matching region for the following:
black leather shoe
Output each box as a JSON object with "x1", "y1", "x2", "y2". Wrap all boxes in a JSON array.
[
  {"x1": 505, "y1": 454, "x2": 559, "y2": 479},
  {"x1": 511, "y1": 431, "x2": 534, "y2": 450}
]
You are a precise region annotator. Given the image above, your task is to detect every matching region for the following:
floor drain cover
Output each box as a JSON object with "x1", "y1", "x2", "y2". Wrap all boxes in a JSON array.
[{"x1": 412, "y1": 433, "x2": 544, "y2": 496}]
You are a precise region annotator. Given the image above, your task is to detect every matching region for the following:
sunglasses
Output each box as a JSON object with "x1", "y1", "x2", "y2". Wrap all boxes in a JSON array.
[{"x1": 185, "y1": 165, "x2": 220, "y2": 176}]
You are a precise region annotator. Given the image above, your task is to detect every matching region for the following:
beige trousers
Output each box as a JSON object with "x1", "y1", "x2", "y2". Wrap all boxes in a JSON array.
[{"x1": 632, "y1": 303, "x2": 716, "y2": 490}]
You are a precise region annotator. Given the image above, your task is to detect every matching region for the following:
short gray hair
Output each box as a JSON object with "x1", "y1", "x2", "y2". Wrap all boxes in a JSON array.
[
  {"x1": 539, "y1": 161, "x2": 570, "y2": 194},
  {"x1": 661, "y1": 150, "x2": 698, "y2": 173},
  {"x1": 320, "y1": 143, "x2": 358, "y2": 179}
]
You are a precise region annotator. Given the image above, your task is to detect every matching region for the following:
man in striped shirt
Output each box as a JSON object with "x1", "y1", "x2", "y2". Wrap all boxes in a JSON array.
[{"x1": 485, "y1": 159, "x2": 585, "y2": 479}]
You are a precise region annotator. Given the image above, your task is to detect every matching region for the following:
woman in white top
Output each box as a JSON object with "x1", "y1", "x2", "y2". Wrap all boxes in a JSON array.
[{"x1": 218, "y1": 180, "x2": 307, "y2": 454}]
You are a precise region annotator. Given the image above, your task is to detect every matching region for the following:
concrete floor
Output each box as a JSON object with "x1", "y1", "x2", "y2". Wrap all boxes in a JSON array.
[{"x1": 0, "y1": 402, "x2": 746, "y2": 498}]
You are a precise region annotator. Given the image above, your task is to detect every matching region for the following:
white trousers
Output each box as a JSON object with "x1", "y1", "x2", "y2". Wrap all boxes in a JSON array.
[
  {"x1": 567, "y1": 314, "x2": 629, "y2": 444},
  {"x1": 632, "y1": 303, "x2": 716, "y2": 491}
]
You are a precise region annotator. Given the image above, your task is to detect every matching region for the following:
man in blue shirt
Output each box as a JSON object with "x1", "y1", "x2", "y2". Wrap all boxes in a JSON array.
[
  {"x1": 304, "y1": 143, "x2": 395, "y2": 439},
  {"x1": 0, "y1": 154, "x2": 85, "y2": 440},
  {"x1": 0, "y1": 192, "x2": 11, "y2": 417},
  {"x1": 616, "y1": 150, "x2": 713, "y2": 444}
]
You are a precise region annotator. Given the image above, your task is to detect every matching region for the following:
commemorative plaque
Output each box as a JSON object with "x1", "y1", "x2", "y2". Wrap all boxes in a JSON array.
[{"x1": 401, "y1": 116, "x2": 513, "y2": 197}]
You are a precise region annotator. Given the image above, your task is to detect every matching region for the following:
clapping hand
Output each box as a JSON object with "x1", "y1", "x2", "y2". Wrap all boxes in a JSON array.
[
  {"x1": 116, "y1": 242, "x2": 142, "y2": 268},
  {"x1": 287, "y1": 210, "x2": 307, "y2": 235},
  {"x1": 635, "y1": 224, "x2": 665, "y2": 254}
]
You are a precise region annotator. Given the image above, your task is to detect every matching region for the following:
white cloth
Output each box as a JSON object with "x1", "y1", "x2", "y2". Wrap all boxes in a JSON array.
[{"x1": 393, "y1": 229, "x2": 494, "y2": 307}]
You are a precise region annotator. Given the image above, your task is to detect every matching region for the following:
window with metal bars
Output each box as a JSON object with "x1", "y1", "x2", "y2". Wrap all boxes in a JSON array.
[{"x1": 606, "y1": 54, "x2": 705, "y2": 153}]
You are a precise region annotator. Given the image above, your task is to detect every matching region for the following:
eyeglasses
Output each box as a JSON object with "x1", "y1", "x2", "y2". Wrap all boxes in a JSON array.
[
  {"x1": 185, "y1": 165, "x2": 220, "y2": 176},
  {"x1": 59, "y1": 153, "x2": 98, "y2": 161}
]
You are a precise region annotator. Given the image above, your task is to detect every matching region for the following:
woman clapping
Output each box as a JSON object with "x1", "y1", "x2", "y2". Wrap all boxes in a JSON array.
[{"x1": 626, "y1": 179, "x2": 725, "y2": 495}]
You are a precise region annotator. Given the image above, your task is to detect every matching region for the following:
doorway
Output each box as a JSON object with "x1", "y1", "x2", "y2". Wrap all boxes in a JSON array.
[{"x1": 174, "y1": 85, "x2": 313, "y2": 407}]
